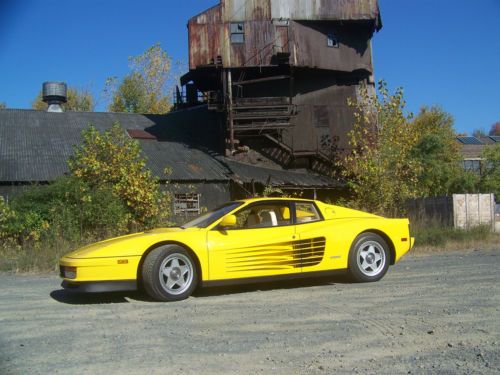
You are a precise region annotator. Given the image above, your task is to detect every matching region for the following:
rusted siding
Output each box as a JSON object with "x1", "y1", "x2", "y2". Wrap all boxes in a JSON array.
[
  {"x1": 275, "y1": 24, "x2": 290, "y2": 53},
  {"x1": 221, "y1": 0, "x2": 380, "y2": 23},
  {"x1": 243, "y1": 21, "x2": 276, "y2": 66},
  {"x1": 190, "y1": 19, "x2": 373, "y2": 71},
  {"x1": 236, "y1": 71, "x2": 361, "y2": 154},
  {"x1": 223, "y1": 0, "x2": 271, "y2": 22},
  {"x1": 270, "y1": 0, "x2": 380, "y2": 24},
  {"x1": 188, "y1": 5, "x2": 223, "y2": 69},
  {"x1": 285, "y1": 83, "x2": 358, "y2": 153},
  {"x1": 290, "y1": 20, "x2": 373, "y2": 72},
  {"x1": 189, "y1": 1, "x2": 379, "y2": 69}
]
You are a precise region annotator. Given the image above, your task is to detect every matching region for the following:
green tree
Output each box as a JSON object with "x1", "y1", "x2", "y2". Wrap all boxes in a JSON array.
[
  {"x1": 480, "y1": 144, "x2": 500, "y2": 197},
  {"x1": 0, "y1": 102, "x2": 6, "y2": 109},
  {"x1": 106, "y1": 43, "x2": 174, "y2": 114},
  {"x1": 337, "y1": 82, "x2": 484, "y2": 216},
  {"x1": 411, "y1": 107, "x2": 473, "y2": 196},
  {"x1": 32, "y1": 87, "x2": 95, "y2": 111},
  {"x1": 337, "y1": 81, "x2": 421, "y2": 216},
  {"x1": 68, "y1": 122, "x2": 171, "y2": 227}
]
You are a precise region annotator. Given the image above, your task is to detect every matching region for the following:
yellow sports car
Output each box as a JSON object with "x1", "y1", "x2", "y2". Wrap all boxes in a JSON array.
[{"x1": 60, "y1": 198, "x2": 414, "y2": 301}]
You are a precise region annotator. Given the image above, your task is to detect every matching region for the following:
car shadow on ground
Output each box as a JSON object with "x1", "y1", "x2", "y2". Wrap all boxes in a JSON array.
[
  {"x1": 49, "y1": 289, "x2": 151, "y2": 305},
  {"x1": 192, "y1": 274, "x2": 352, "y2": 298},
  {"x1": 50, "y1": 274, "x2": 352, "y2": 305}
]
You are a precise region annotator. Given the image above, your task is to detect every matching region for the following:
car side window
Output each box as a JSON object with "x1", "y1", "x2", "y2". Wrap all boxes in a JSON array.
[
  {"x1": 233, "y1": 203, "x2": 292, "y2": 229},
  {"x1": 295, "y1": 202, "x2": 321, "y2": 224}
]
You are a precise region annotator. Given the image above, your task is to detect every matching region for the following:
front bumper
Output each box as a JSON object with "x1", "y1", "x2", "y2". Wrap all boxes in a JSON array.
[
  {"x1": 59, "y1": 255, "x2": 141, "y2": 282},
  {"x1": 61, "y1": 280, "x2": 137, "y2": 293}
]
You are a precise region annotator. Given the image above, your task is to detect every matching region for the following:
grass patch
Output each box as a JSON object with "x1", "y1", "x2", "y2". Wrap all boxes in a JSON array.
[
  {"x1": 412, "y1": 221, "x2": 500, "y2": 252},
  {"x1": 0, "y1": 237, "x2": 100, "y2": 274}
]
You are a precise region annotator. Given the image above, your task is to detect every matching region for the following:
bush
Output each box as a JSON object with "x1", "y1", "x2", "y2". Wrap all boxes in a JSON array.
[
  {"x1": 0, "y1": 196, "x2": 17, "y2": 243},
  {"x1": 68, "y1": 123, "x2": 171, "y2": 228},
  {"x1": 0, "y1": 177, "x2": 131, "y2": 271},
  {"x1": 4, "y1": 176, "x2": 128, "y2": 246}
]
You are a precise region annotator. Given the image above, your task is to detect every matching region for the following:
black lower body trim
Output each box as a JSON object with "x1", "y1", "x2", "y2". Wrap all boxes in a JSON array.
[
  {"x1": 61, "y1": 280, "x2": 137, "y2": 293},
  {"x1": 202, "y1": 269, "x2": 347, "y2": 288}
]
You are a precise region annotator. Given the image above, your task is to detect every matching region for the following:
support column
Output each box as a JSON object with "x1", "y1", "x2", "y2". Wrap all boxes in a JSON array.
[{"x1": 227, "y1": 69, "x2": 235, "y2": 152}]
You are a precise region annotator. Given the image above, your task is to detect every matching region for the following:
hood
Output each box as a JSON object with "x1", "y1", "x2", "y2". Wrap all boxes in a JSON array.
[{"x1": 65, "y1": 227, "x2": 200, "y2": 259}]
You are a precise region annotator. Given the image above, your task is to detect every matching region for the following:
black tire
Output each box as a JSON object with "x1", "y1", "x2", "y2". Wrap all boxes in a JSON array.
[
  {"x1": 141, "y1": 245, "x2": 198, "y2": 301},
  {"x1": 348, "y1": 233, "x2": 390, "y2": 283}
]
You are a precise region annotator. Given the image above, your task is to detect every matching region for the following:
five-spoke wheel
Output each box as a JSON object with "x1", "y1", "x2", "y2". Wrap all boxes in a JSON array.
[
  {"x1": 158, "y1": 253, "x2": 194, "y2": 296},
  {"x1": 348, "y1": 233, "x2": 390, "y2": 282},
  {"x1": 142, "y1": 245, "x2": 198, "y2": 301}
]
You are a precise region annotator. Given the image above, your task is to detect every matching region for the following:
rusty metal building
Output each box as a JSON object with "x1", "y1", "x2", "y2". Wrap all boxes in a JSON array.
[{"x1": 177, "y1": 0, "x2": 382, "y2": 172}]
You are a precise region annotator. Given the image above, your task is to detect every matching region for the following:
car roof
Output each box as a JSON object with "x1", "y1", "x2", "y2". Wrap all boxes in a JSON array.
[{"x1": 237, "y1": 197, "x2": 317, "y2": 204}]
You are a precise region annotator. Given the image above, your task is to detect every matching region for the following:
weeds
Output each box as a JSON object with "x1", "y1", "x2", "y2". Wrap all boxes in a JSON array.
[{"x1": 411, "y1": 219, "x2": 499, "y2": 252}]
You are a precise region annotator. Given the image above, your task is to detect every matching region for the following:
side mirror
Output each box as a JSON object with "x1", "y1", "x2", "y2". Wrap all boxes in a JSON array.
[{"x1": 219, "y1": 214, "x2": 237, "y2": 229}]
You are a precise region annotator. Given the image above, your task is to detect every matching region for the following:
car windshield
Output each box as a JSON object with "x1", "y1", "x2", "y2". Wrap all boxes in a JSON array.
[{"x1": 181, "y1": 202, "x2": 243, "y2": 229}]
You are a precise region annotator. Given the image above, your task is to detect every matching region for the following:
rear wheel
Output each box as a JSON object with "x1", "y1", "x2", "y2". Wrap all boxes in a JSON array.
[
  {"x1": 348, "y1": 233, "x2": 390, "y2": 282},
  {"x1": 142, "y1": 245, "x2": 198, "y2": 301}
]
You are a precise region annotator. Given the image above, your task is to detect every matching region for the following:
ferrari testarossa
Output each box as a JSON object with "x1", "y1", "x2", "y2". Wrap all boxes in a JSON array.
[{"x1": 60, "y1": 198, "x2": 414, "y2": 301}]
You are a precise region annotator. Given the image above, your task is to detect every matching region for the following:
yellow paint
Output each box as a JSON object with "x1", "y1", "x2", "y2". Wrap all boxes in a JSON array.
[
  {"x1": 207, "y1": 224, "x2": 298, "y2": 280},
  {"x1": 59, "y1": 198, "x2": 414, "y2": 285}
]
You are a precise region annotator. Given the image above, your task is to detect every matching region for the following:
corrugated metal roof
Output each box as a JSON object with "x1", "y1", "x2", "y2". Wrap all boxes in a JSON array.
[
  {"x1": 139, "y1": 140, "x2": 229, "y2": 181},
  {"x1": 0, "y1": 109, "x2": 229, "y2": 182},
  {"x1": 0, "y1": 108, "x2": 341, "y2": 188},
  {"x1": 457, "y1": 136, "x2": 483, "y2": 145}
]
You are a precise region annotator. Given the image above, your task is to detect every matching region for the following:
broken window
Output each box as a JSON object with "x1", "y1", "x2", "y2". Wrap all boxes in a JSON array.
[
  {"x1": 174, "y1": 193, "x2": 201, "y2": 215},
  {"x1": 327, "y1": 32, "x2": 339, "y2": 48},
  {"x1": 230, "y1": 23, "x2": 245, "y2": 44}
]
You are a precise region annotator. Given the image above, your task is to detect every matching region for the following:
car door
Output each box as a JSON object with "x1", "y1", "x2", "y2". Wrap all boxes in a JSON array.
[
  {"x1": 207, "y1": 201, "x2": 299, "y2": 281},
  {"x1": 292, "y1": 201, "x2": 330, "y2": 272}
]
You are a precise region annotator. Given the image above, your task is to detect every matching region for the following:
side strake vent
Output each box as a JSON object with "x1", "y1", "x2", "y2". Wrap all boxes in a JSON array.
[
  {"x1": 225, "y1": 237, "x2": 326, "y2": 272},
  {"x1": 293, "y1": 237, "x2": 326, "y2": 267}
]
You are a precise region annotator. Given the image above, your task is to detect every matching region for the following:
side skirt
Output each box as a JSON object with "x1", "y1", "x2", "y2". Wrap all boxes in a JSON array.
[{"x1": 202, "y1": 269, "x2": 347, "y2": 288}]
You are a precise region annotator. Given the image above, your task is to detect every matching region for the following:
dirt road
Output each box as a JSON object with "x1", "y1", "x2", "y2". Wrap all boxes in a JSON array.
[{"x1": 1, "y1": 250, "x2": 498, "y2": 374}]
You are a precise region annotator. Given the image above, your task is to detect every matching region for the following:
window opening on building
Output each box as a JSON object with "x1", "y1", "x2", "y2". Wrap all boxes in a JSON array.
[
  {"x1": 231, "y1": 23, "x2": 245, "y2": 44},
  {"x1": 462, "y1": 159, "x2": 482, "y2": 175},
  {"x1": 313, "y1": 105, "x2": 329, "y2": 128},
  {"x1": 174, "y1": 193, "x2": 201, "y2": 215},
  {"x1": 327, "y1": 32, "x2": 339, "y2": 48}
]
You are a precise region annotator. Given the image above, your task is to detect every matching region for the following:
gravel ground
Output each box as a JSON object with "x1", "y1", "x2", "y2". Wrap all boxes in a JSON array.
[{"x1": 0, "y1": 250, "x2": 498, "y2": 375}]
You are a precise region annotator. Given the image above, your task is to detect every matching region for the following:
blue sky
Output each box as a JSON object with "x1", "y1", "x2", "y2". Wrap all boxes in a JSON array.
[{"x1": 0, "y1": 0, "x2": 498, "y2": 134}]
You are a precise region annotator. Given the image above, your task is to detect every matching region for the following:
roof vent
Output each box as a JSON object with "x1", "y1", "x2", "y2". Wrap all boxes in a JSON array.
[{"x1": 42, "y1": 82, "x2": 67, "y2": 112}]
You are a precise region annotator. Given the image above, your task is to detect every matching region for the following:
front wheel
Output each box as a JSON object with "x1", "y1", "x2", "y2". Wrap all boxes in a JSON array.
[
  {"x1": 348, "y1": 233, "x2": 390, "y2": 282},
  {"x1": 142, "y1": 245, "x2": 198, "y2": 301}
]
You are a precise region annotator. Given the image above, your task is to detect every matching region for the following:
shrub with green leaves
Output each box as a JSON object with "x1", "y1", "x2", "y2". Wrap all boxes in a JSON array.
[
  {"x1": 68, "y1": 122, "x2": 171, "y2": 229},
  {"x1": 480, "y1": 144, "x2": 500, "y2": 197},
  {"x1": 4, "y1": 177, "x2": 129, "y2": 246},
  {"x1": 0, "y1": 196, "x2": 18, "y2": 244}
]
